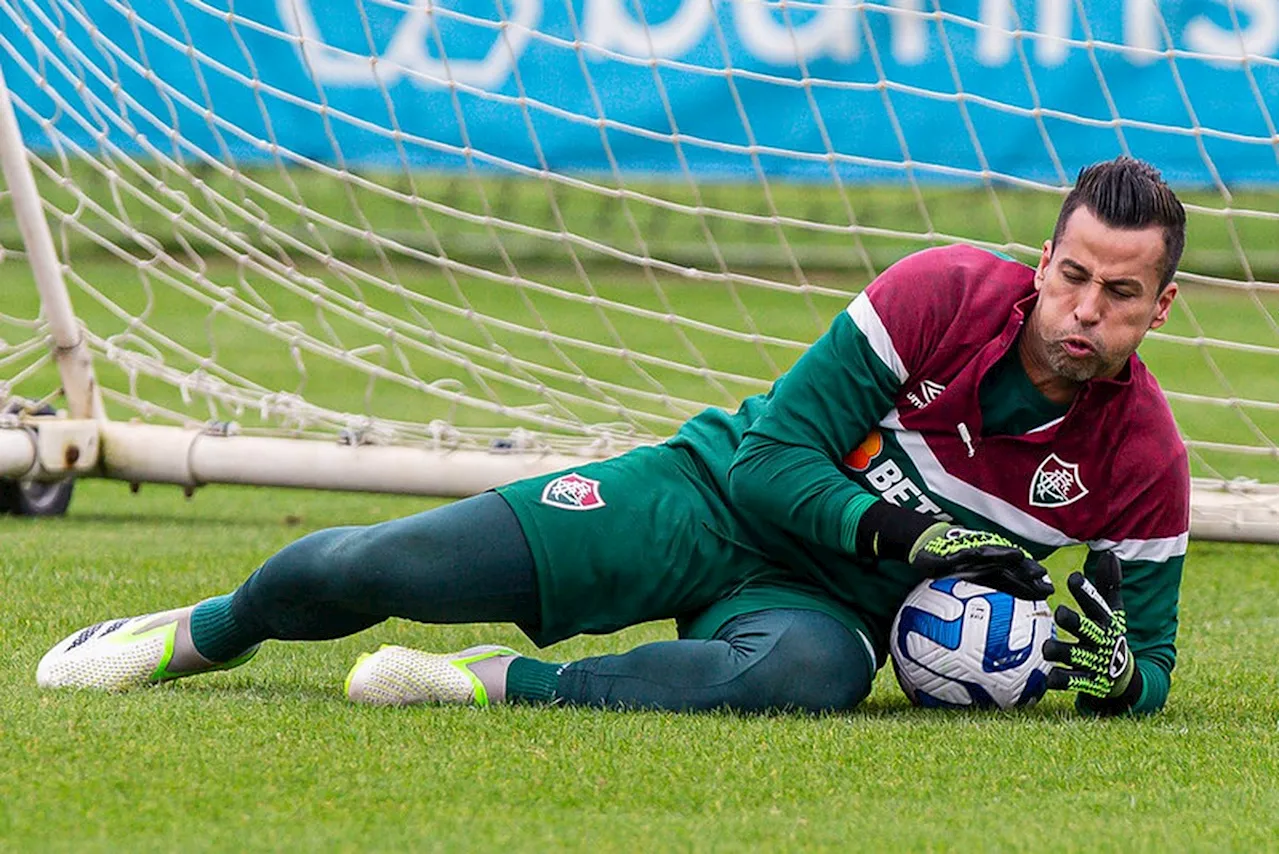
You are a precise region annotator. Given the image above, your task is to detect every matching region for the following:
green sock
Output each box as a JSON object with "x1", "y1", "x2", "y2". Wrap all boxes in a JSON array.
[
  {"x1": 189, "y1": 594, "x2": 255, "y2": 662},
  {"x1": 505, "y1": 657, "x2": 562, "y2": 704}
]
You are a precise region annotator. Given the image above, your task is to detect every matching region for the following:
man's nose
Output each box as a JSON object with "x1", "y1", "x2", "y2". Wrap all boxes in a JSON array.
[{"x1": 1074, "y1": 283, "x2": 1105, "y2": 325}]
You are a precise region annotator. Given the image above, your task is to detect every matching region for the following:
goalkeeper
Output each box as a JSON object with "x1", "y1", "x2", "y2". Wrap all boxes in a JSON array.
[{"x1": 38, "y1": 157, "x2": 1188, "y2": 717}]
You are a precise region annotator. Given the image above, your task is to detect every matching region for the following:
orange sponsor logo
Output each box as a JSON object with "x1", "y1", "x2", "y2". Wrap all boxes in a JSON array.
[{"x1": 844, "y1": 430, "x2": 883, "y2": 471}]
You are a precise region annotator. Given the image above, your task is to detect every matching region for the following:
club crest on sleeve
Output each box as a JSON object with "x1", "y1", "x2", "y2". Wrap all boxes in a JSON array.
[
  {"x1": 541, "y1": 473, "x2": 606, "y2": 511},
  {"x1": 1029, "y1": 453, "x2": 1088, "y2": 508}
]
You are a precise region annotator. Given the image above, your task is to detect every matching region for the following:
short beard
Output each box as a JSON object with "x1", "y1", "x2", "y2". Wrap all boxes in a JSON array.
[{"x1": 1044, "y1": 338, "x2": 1112, "y2": 382}]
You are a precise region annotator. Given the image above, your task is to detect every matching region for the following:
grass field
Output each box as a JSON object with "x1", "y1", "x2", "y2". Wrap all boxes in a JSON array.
[{"x1": 0, "y1": 480, "x2": 1277, "y2": 851}]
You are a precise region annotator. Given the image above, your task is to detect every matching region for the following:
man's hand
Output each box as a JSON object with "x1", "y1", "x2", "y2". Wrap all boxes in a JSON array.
[
  {"x1": 908, "y1": 523, "x2": 1054, "y2": 601},
  {"x1": 1042, "y1": 551, "x2": 1136, "y2": 699}
]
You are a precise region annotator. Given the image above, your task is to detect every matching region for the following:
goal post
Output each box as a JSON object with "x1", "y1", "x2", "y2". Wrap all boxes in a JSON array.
[{"x1": 0, "y1": 0, "x2": 1275, "y2": 542}]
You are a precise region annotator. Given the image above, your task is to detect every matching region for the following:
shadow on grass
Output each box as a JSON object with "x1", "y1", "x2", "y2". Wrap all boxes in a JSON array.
[
  {"x1": 55, "y1": 511, "x2": 315, "y2": 530},
  {"x1": 152, "y1": 677, "x2": 346, "y2": 705},
  {"x1": 105, "y1": 677, "x2": 1076, "y2": 723},
  {"x1": 853, "y1": 694, "x2": 1076, "y2": 722}
]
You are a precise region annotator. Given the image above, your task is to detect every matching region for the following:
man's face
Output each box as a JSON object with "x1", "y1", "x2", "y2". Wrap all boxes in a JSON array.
[{"x1": 1027, "y1": 206, "x2": 1177, "y2": 385}]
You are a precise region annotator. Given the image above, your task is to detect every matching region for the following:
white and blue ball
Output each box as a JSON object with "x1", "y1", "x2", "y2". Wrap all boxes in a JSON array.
[{"x1": 890, "y1": 576, "x2": 1054, "y2": 709}]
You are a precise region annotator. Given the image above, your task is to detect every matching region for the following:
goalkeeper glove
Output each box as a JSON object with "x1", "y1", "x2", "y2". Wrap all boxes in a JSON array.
[
  {"x1": 907, "y1": 521, "x2": 1055, "y2": 601},
  {"x1": 1042, "y1": 551, "x2": 1139, "y2": 701}
]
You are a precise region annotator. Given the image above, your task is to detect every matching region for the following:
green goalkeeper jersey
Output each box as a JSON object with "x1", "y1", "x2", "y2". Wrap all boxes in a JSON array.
[{"x1": 668, "y1": 246, "x2": 1188, "y2": 715}]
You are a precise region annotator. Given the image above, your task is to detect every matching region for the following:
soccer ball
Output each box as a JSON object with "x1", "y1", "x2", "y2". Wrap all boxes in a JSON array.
[{"x1": 890, "y1": 576, "x2": 1055, "y2": 709}]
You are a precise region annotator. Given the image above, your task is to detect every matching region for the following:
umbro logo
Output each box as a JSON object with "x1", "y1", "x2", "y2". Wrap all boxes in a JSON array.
[
  {"x1": 1029, "y1": 453, "x2": 1089, "y2": 508},
  {"x1": 907, "y1": 379, "x2": 946, "y2": 409}
]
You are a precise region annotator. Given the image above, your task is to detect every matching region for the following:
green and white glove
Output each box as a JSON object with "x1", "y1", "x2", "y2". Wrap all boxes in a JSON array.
[
  {"x1": 1042, "y1": 551, "x2": 1136, "y2": 699},
  {"x1": 907, "y1": 522, "x2": 1055, "y2": 601}
]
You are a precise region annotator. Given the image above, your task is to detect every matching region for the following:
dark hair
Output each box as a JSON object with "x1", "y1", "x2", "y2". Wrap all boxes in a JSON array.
[{"x1": 1051, "y1": 157, "x2": 1187, "y2": 291}]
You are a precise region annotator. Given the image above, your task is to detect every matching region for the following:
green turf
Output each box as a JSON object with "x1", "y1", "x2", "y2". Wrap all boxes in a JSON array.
[{"x1": 0, "y1": 479, "x2": 1276, "y2": 852}]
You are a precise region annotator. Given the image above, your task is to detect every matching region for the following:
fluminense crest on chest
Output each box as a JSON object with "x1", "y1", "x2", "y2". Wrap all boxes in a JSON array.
[{"x1": 1028, "y1": 453, "x2": 1089, "y2": 508}]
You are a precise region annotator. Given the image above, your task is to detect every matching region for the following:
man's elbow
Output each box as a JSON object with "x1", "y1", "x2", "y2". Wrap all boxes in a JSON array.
[
  {"x1": 726, "y1": 442, "x2": 774, "y2": 517},
  {"x1": 726, "y1": 455, "x2": 760, "y2": 515}
]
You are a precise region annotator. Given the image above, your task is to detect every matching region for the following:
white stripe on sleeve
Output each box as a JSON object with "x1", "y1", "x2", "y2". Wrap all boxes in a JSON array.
[
  {"x1": 847, "y1": 293, "x2": 909, "y2": 383},
  {"x1": 1088, "y1": 533, "x2": 1189, "y2": 563}
]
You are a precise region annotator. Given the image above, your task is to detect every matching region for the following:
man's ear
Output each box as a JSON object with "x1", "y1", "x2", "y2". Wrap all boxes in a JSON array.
[
  {"x1": 1034, "y1": 239, "x2": 1052, "y2": 290},
  {"x1": 1149, "y1": 281, "x2": 1178, "y2": 331}
]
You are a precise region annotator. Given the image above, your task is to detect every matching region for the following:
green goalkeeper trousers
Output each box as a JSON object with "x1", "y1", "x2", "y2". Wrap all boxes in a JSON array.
[{"x1": 220, "y1": 492, "x2": 872, "y2": 712}]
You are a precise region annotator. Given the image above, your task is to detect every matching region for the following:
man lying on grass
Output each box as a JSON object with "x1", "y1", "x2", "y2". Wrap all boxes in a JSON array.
[{"x1": 39, "y1": 157, "x2": 1188, "y2": 717}]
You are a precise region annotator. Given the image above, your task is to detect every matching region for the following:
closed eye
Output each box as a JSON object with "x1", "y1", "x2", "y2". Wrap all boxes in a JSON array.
[{"x1": 1059, "y1": 261, "x2": 1091, "y2": 282}]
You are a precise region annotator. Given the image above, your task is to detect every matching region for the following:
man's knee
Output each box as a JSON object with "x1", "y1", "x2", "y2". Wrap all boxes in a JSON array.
[
  {"x1": 233, "y1": 525, "x2": 386, "y2": 640},
  {"x1": 252, "y1": 525, "x2": 370, "y2": 602},
  {"x1": 738, "y1": 611, "x2": 874, "y2": 713}
]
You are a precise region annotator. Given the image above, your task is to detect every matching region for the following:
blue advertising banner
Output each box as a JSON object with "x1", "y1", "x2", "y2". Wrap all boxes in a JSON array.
[{"x1": 2, "y1": 0, "x2": 1276, "y2": 185}]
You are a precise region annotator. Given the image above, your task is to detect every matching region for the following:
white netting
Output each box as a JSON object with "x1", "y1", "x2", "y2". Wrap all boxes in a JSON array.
[{"x1": 0, "y1": 0, "x2": 1275, "y2": 484}]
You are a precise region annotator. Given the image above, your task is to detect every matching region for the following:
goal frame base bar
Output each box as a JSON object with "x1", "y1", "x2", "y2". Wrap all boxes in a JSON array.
[
  {"x1": 0, "y1": 422, "x2": 1275, "y2": 543},
  {"x1": 96, "y1": 421, "x2": 591, "y2": 497},
  {"x1": 1184, "y1": 479, "x2": 1279, "y2": 544}
]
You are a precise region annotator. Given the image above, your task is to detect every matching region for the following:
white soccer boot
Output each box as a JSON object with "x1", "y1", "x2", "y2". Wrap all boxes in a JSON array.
[
  {"x1": 36, "y1": 605, "x2": 259, "y2": 691},
  {"x1": 345, "y1": 644, "x2": 517, "y2": 707}
]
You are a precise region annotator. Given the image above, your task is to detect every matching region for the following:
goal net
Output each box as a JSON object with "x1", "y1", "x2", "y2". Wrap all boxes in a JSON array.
[{"x1": 0, "y1": 0, "x2": 1275, "y2": 540}]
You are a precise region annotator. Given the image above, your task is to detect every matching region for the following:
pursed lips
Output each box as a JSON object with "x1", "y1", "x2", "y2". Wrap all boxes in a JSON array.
[{"x1": 1057, "y1": 335, "x2": 1098, "y2": 358}]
